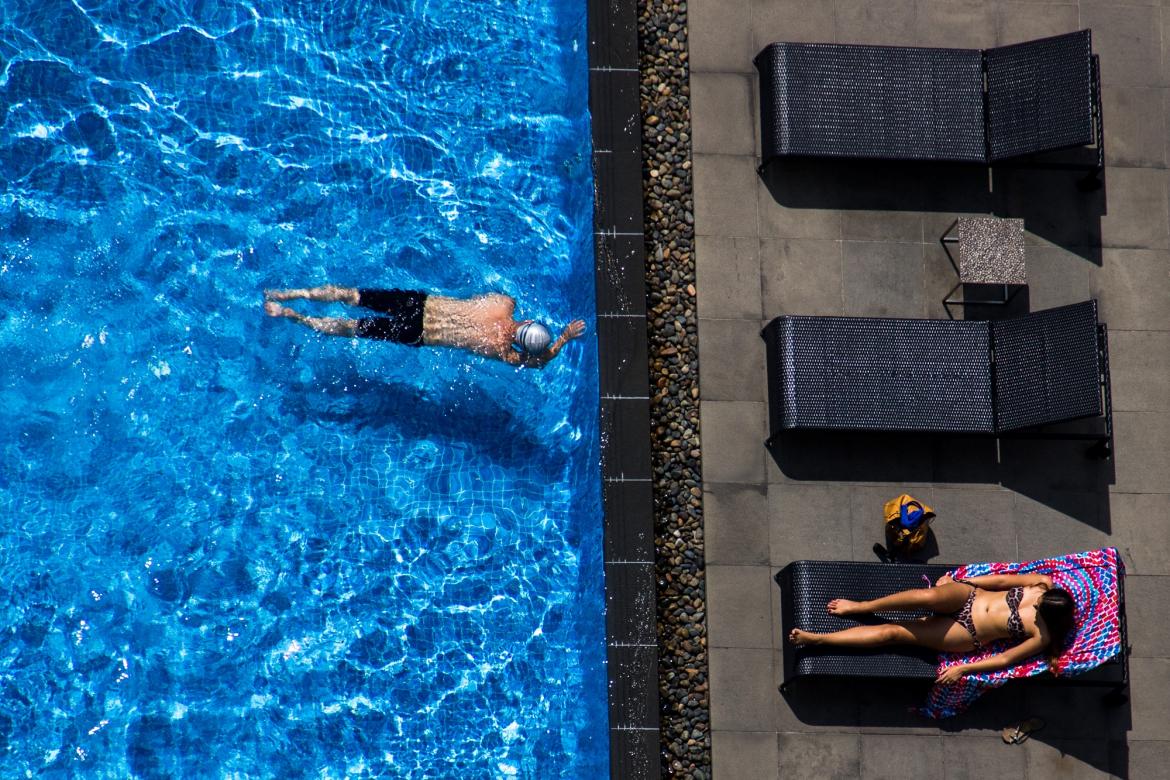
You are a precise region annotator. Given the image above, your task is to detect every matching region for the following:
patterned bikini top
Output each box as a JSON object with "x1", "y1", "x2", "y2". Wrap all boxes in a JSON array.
[{"x1": 1005, "y1": 587, "x2": 1028, "y2": 642}]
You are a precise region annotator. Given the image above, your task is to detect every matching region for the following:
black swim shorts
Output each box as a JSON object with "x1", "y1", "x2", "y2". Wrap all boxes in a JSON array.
[{"x1": 354, "y1": 288, "x2": 427, "y2": 346}]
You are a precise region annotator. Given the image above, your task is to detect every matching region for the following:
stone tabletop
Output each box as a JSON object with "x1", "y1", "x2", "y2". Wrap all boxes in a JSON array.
[{"x1": 956, "y1": 216, "x2": 1027, "y2": 285}]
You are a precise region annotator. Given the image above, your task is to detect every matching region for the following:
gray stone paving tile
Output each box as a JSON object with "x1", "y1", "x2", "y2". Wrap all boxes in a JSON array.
[
  {"x1": 768, "y1": 482, "x2": 856, "y2": 566},
  {"x1": 1128, "y1": 658, "x2": 1170, "y2": 741},
  {"x1": 995, "y1": 2, "x2": 1080, "y2": 47},
  {"x1": 1013, "y1": 491, "x2": 1110, "y2": 562},
  {"x1": 1121, "y1": 575, "x2": 1170, "y2": 659},
  {"x1": 704, "y1": 482, "x2": 770, "y2": 566},
  {"x1": 757, "y1": 177, "x2": 844, "y2": 240},
  {"x1": 856, "y1": 681, "x2": 941, "y2": 734},
  {"x1": 690, "y1": 0, "x2": 1170, "y2": 773},
  {"x1": 1103, "y1": 85, "x2": 1167, "y2": 169},
  {"x1": 835, "y1": 0, "x2": 918, "y2": 46},
  {"x1": 927, "y1": 487, "x2": 1019, "y2": 564},
  {"x1": 777, "y1": 733, "x2": 861, "y2": 780},
  {"x1": 1082, "y1": 4, "x2": 1161, "y2": 87},
  {"x1": 760, "y1": 238, "x2": 845, "y2": 317},
  {"x1": 913, "y1": 0, "x2": 995, "y2": 49},
  {"x1": 689, "y1": 0, "x2": 754, "y2": 73},
  {"x1": 700, "y1": 400, "x2": 768, "y2": 483},
  {"x1": 693, "y1": 153, "x2": 759, "y2": 238},
  {"x1": 998, "y1": 438, "x2": 1113, "y2": 496},
  {"x1": 841, "y1": 209, "x2": 923, "y2": 243},
  {"x1": 1098, "y1": 167, "x2": 1168, "y2": 250},
  {"x1": 1023, "y1": 686, "x2": 1129, "y2": 742},
  {"x1": 696, "y1": 235, "x2": 762, "y2": 321},
  {"x1": 941, "y1": 735, "x2": 1027, "y2": 780},
  {"x1": 707, "y1": 564, "x2": 775, "y2": 649},
  {"x1": 996, "y1": 168, "x2": 1105, "y2": 250},
  {"x1": 767, "y1": 430, "x2": 937, "y2": 485},
  {"x1": 1110, "y1": 411, "x2": 1170, "y2": 494},
  {"x1": 1022, "y1": 244, "x2": 1093, "y2": 311},
  {"x1": 861, "y1": 733, "x2": 943, "y2": 779},
  {"x1": 774, "y1": 674, "x2": 862, "y2": 731},
  {"x1": 698, "y1": 317, "x2": 766, "y2": 402},
  {"x1": 711, "y1": 731, "x2": 778, "y2": 780},
  {"x1": 1023, "y1": 737, "x2": 1116, "y2": 780},
  {"x1": 1109, "y1": 330, "x2": 1170, "y2": 413},
  {"x1": 709, "y1": 647, "x2": 780, "y2": 731},
  {"x1": 751, "y1": 0, "x2": 837, "y2": 51},
  {"x1": 923, "y1": 239, "x2": 963, "y2": 320},
  {"x1": 692, "y1": 72, "x2": 755, "y2": 156},
  {"x1": 842, "y1": 240, "x2": 927, "y2": 317},
  {"x1": 1092, "y1": 249, "x2": 1170, "y2": 332},
  {"x1": 1125, "y1": 741, "x2": 1170, "y2": 780},
  {"x1": 1110, "y1": 492, "x2": 1170, "y2": 576}
]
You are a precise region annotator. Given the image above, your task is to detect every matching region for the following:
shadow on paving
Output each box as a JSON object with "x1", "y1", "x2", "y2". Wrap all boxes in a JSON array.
[
  {"x1": 779, "y1": 677, "x2": 1132, "y2": 776},
  {"x1": 766, "y1": 432, "x2": 1115, "y2": 532},
  {"x1": 759, "y1": 155, "x2": 1106, "y2": 265}
]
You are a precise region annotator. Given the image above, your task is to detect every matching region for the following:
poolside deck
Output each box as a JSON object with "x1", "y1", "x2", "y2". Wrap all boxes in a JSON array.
[{"x1": 689, "y1": 2, "x2": 1170, "y2": 777}]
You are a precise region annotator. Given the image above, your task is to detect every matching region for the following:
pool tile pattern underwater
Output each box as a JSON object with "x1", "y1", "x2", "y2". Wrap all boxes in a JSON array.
[{"x1": 0, "y1": 0, "x2": 611, "y2": 776}]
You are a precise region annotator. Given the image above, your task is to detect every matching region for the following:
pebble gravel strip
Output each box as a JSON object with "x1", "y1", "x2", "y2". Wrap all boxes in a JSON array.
[{"x1": 636, "y1": 1, "x2": 710, "y2": 777}]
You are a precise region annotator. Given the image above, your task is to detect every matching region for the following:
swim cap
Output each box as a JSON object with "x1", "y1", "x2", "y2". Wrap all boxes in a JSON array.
[{"x1": 515, "y1": 321, "x2": 552, "y2": 354}]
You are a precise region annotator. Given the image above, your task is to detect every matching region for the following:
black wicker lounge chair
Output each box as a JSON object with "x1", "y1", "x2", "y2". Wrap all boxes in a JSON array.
[
  {"x1": 755, "y1": 30, "x2": 1103, "y2": 181},
  {"x1": 761, "y1": 300, "x2": 1112, "y2": 455},
  {"x1": 776, "y1": 559, "x2": 1129, "y2": 696}
]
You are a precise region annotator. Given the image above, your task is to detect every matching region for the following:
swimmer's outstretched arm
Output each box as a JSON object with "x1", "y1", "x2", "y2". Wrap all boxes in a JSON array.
[
  {"x1": 265, "y1": 285, "x2": 360, "y2": 305},
  {"x1": 264, "y1": 301, "x2": 357, "y2": 337},
  {"x1": 506, "y1": 319, "x2": 587, "y2": 368}
]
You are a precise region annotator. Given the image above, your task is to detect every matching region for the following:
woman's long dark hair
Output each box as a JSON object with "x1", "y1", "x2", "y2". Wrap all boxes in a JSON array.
[{"x1": 1038, "y1": 588, "x2": 1075, "y2": 668}]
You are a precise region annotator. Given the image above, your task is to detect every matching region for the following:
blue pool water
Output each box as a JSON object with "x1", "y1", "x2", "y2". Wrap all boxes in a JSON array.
[{"x1": 0, "y1": 0, "x2": 605, "y2": 776}]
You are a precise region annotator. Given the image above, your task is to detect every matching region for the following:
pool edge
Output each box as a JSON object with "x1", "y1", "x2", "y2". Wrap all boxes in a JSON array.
[{"x1": 586, "y1": 0, "x2": 662, "y2": 777}]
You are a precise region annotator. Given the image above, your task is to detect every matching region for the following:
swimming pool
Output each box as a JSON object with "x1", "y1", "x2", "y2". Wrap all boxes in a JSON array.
[{"x1": 0, "y1": 0, "x2": 606, "y2": 775}]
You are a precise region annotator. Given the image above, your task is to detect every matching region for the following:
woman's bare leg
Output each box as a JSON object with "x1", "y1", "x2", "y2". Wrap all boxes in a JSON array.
[
  {"x1": 828, "y1": 582, "x2": 973, "y2": 616},
  {"x1": 264, "y1": 302, "x2": 357, "y2": 337},
  {"x1": 265, "y1": 285, "x2": 360, "y2": 305},
  {"x1": 789, "y1": 616, "x2": 974, "y2": 653}
]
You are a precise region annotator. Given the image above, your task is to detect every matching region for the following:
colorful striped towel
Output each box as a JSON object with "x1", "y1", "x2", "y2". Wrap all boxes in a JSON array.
[{"x1": 919, "y1": 547, "x2": 1124, "y2": 719}]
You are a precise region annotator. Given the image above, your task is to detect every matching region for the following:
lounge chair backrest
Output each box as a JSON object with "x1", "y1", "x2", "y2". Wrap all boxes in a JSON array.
[
  {"x1": 756, "y1": 42, "x2": 986, "y2": 163},
  {"x1": 985, "y1": 30, "x2": 1096, "y2": 161},
  {"x1": 991, "y1": 299, "x2": 1102, "y2": 432}
]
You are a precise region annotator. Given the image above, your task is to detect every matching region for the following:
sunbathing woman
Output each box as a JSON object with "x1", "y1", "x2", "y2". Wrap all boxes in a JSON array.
[{"x1": 788, "y1": 573, "x2": 1075, "y2": 685}]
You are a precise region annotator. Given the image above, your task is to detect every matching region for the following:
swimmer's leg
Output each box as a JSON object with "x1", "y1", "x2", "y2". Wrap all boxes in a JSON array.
[
  {"x1": 264, "y1": 302, "x2": 357, "y2": 337},
  {"x1": 265, "y1": 285, "x2": 360, "y2": 305}
]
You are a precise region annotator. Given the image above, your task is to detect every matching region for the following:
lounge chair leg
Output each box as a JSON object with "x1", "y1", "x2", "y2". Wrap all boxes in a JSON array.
[
  {"x1": 1077, "y1": 170, "x2": 1103, "y2": 192},
  {"x1": 1085, "y1": 439, "x2": 1111, "y2": 460},
  {"x1": 1103, "y1": 685, "x2": 1128, "y2": 706}
]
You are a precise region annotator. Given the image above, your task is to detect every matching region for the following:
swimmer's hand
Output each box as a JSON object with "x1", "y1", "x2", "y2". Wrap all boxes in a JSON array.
[
  {"x1": 935, "y1": 665, "x2": 969, "y2": 685},
  {"x1": 562, "y1": 319, "x2": 586, "y2": 341},
  {"x1": 935, "y1": 573, "x2": 954, "y2": 587}
]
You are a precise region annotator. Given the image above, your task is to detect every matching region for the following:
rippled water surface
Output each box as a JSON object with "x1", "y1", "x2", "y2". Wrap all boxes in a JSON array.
[{"x1": 0, "y1": 0, "x2": 603, "y2": 776}]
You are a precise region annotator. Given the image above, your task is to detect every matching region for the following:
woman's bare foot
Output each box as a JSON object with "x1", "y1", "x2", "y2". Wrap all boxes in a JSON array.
[
  {"x1": 788, "y1": 629, "x2": 820, "y2": 647},
  {"x1": 264, "y1": 301, "x2": 295, "y2": 317},
  {"x1": 264, "y1": 289, "x2": 297, "y2": 302},
  {"x1": 827, "y1": 599, "x2": 865, "y2": 616}
]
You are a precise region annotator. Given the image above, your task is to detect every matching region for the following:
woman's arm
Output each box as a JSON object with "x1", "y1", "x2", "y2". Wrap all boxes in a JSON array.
[
  {"x1": 946, "y1": 573, "x2": 1052, "y2": 590},
  {"x1": 935, "y1": 635, "x2": 1048, "y2": 684}
]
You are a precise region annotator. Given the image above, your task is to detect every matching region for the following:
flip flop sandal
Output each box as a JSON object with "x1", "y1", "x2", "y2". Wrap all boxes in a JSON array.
[{"x1": 1002, "y1": 718, "x2": 1045, "y2": 745}]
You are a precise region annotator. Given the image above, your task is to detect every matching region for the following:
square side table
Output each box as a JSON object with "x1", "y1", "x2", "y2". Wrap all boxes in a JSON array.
[{"x1": 940, "y1": 216, "x2": 1026, "y2": 317}]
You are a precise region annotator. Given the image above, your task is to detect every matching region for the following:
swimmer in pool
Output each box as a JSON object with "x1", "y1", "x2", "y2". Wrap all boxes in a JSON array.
[{"x1": 263, "y1": 285, "x2": 586, "y2": 368}]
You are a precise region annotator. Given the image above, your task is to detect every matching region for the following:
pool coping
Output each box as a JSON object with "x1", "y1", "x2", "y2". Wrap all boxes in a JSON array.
[{"x1": 586, "y1": 0, "x2": 661, "y2": 777}]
